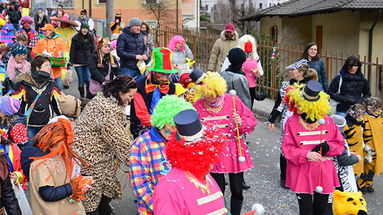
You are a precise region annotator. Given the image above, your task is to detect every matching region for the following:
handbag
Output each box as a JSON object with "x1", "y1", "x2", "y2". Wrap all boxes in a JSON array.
[
  {"x1": 254, "y1": 78, "x2": 267, "y2": 101},
  {"x1": 329, "y1": 75, "x2": 343, "y2": 114},
  {"x1": 89, "y1": 63, "x2": 112, "y2": 95}
]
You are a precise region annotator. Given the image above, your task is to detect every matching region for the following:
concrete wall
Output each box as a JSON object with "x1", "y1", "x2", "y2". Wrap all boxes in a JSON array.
[
  {"x1": 311, "y1": 11, "x2": 360, "y2": 56},
  {"x1": 259, "y1": 16, "x2": 282, "y2": 39},
  {"x1": 359, "y1": 10, "x2": 383, "y2": 59},
  {"x1": 281, "y1": 16, "x2": 312, "y2": 46}
]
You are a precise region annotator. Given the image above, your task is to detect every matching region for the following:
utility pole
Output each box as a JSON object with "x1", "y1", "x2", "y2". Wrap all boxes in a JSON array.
[
  {"x1": 106, "y1": 0, "x2": 114, "y2": 38},
  {"x1": 176, "y1": 0, "x2": 179, "y2": 33},
  {"x1": 89, "y1": 0, "x2": 92, "y2": 18}
]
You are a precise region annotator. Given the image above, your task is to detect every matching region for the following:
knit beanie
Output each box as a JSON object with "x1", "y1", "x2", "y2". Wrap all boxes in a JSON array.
[
  {"x1": 0, "y1": 96, "x2": 21, "y2": 116},
  {"x1": 80, "y1": 23, "x2": 90, "y2": 30},
  {"x1": 228, "y1": 48, "x2": 247, "y2": 66},
  {"x1": 11, "y1": 44, "x2": 27, "y2": 57},
  {"x1": 129, "y1": 17, "x2": 141, "y2": 27},
  {"x1": 58, "y1": 95, "x2": 82, "y2": 118}
]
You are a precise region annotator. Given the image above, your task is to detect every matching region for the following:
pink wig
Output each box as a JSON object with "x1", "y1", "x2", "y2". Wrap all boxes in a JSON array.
[
  {"x1": 19, "y1": 16, "x2": 34, "y2": 26},
  {"x1": 167, "y1": 35, "x2": 185, "y2": 51}
]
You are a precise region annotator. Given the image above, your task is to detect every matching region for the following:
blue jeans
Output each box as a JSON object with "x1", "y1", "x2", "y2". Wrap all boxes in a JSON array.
[
  {"x1": 336, "y1": 112, "x2": 347, "y2": 117},
  {"x1": 54, "y1": 77, "x2": 63, "y2": 90},
  {"x1": 27, "y1": 126, "x2": 42, "y2": 146},
  {"x1": 75, "y1": 66, "x2": 90, "y2": 88},
  {"x1": 121, "y1": 68, "x2": 142, "y2": 78}
]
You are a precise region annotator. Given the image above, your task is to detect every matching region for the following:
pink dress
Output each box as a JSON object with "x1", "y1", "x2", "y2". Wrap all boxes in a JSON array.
[
  {"x1": 282, "y1": 114, "x2": 344, "y2": 194},
  {"x1": 153, "y1": 168, "x2": 227, "y2": 215},
  {"x1": 194, "y1": 93, "x2": 257, "y2": 173}
]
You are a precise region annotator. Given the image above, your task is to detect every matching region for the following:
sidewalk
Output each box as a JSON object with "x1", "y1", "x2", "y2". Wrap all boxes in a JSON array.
[{"x1": 253, "y1": 98, "x2": 274, "y2": 119}]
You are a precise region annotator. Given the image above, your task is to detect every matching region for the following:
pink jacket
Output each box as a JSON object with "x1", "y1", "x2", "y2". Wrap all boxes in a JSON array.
[
  {"x1": 153, "y1": 168, "x2": 227, "y2": 215},
  {"x1": 282, "y1": 114, "x2": 344, "y2": 194},
  {"x1": 194, "y1": 93, "x2": 257, "y2": 173},
  {"x1": 6, "y1": 56, "x2": 31, "y2": 80}
]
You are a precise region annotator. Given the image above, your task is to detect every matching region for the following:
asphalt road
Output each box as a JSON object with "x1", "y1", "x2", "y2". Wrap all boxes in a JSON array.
[{"x1": 63, "y1": 72, "x2": 382, "y2": 215}]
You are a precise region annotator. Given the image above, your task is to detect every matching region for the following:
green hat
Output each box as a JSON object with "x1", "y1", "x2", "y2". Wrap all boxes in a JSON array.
[{"x1": 148, "y1": 47, "x2": 178, "y2": 74}]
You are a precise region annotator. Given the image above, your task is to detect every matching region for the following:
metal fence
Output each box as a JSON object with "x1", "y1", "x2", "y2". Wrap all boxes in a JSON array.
[{"x1": 157, "y1": 29, "x2": 383, "y2": 98}]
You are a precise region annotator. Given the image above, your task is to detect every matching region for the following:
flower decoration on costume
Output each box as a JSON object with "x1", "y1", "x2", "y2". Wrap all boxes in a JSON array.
[{"x1": 165, "y1": 122, "x2": 226, "y2": 181}]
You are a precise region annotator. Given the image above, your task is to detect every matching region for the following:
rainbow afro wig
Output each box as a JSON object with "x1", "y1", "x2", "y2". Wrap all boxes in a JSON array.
[
  {"x1": 150, "y1": 95, "x2": 195, "y2": 129},
  {"x1": 194, "y1": 72, "x2": 227, "y2": 99},
  {"x1": 287, "y1": 83, "x2": 331, "y2": 121}
]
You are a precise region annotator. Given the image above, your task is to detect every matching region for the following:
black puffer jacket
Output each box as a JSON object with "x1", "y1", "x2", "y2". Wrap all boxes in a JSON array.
[
  {"x1": 70, "y1": 32, "x2": 95, "y2": 65},
  {"x1": 89, "y1": 53, "x2": 120, "y2": 84},
  {"x1": 117, "y1": 27, "x2": 146, "y2": 69},
  {"x1": 327, "y1": 69, "x2": 370, "y2": 113},
  {"x1": 7, "y1": 8, "x2": 21, "y2": 25}
]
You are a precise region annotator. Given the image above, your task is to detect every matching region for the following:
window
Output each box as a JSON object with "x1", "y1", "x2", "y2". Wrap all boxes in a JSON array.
[
  {"x1": 98, "y1": 0, "x2": 106, "y2": 3},
  {"x1": 259, "y1": 3, "x2": 262, "y2": 9},
  {"x1": 146, "y1": 0, "x2": 157, "y2": 3},
  {"x1": 270, "y1": 25, "x2": 278, "y2": 42}
]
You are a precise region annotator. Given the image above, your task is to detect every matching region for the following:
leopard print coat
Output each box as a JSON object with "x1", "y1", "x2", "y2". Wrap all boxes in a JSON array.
[{"x1": 74, "y1": 95, "x2": 132, "y2": 212}]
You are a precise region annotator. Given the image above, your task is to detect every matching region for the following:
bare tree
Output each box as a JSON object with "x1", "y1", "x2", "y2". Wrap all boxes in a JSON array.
[
  {"x1": 232, "y1": 3, "x2": 257, "y2": 34},
  {"x1": 143, "y1": 0, "x2": 173, "y2": 45},
  {"x1": 212, "y1": 1, "x2": 233, "y2": 24}
]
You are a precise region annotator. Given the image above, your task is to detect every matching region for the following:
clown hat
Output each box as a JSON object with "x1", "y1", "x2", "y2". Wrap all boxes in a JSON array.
[{"x1": 148, "y1": 47, "x2": 178, "y2": 74}]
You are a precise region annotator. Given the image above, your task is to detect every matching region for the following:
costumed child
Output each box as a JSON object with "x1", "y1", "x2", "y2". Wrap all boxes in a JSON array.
[
  {"x1": 193, "y1": 72, "x2": 257, "y2": 215},
  {"x1": 268, "y1": 59, "x2": 317, "y2": 188},
  {"x1": 0, "y1": 148, "x2": 21, "y2": 215},
  {"x1": 0, "y1": 96, "x2": 28, "y2": 186},
  {"x1": 325, "y1": 115, "x2": 360, "y2": 215},
  {"x1": 222, "y1": 35, "x2": 264, "y2": 110},
  {"x1": 6, "y1": 44, "x2": 30, "y2": 81},
  {"x1": 29, "y1": 117, "x2": 92, "y2": 214},
  {"x1": 130, "y1": 95, "x2": 194, "y2": 214},
  {"x1": 153, "y1": 109, "x2": 227, "y2": 214},
  {"x1": 179, "y1": 67, "x2": 206, "y2": 104},
  {"x1": 282, "y1": 80, "x2": 344, "y2": 215},
  {"x1": 358, "y1": 97, "x2": 383, "y2": 193},
  {"x1": 343, "y1": 104, "x2": 366, "y2": 178}
]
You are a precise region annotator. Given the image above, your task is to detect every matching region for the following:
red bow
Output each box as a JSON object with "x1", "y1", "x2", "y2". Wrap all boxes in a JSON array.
[{"x1": 145, "y1": 83, "x2": 170, "y2": 94}]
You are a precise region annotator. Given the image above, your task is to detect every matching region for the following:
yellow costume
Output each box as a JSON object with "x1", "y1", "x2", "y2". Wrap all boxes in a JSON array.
[
  {"x1": 344, "y1": 123, "x2": 364, "y2": 176},
  {"x1": 358, "y1": 114, "x2": 383, "y2": 189},
  {"x1": 332, "y1": 190, "x2": 367, "y2": 215}
]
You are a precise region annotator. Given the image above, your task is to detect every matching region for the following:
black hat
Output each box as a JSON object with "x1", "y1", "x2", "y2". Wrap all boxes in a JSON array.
[
  {"x1": 228, "y1": 48, "x2": 247, "y2": 66},
  {"x1": 189, "y1": 68, "x2": 206, "y2": 84},
  {"x1": 301, "y1": 80, "x2": 322, "y2": 101},
  {"x1": 174, "y1": 109, "x2": 203, "y2": 142}
]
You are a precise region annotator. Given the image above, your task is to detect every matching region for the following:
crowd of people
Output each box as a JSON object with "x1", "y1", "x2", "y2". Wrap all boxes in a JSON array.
[{"x1": 0, "y1": 3, "x2": 379, "y2": 215}]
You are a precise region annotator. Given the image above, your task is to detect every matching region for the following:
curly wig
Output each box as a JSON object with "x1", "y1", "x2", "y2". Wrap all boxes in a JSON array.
[
  {"x1": 151, "y1": 95, "x2": 195, "y2": 129},
  {"x1": 287, "y1": 84, "x2": 331, "y2": 121},
  {"x1": 165, "y1": 123, "x2": 226, "y2": 181},
  {"x1": 19, "y1": 16, "x2": 34, "y2": 25},
  {"x1": 167, "y1": 35, "x2": 186, "y2": 51},
  {"x1": 194, "y1": 72, "x2": 227, "y2": 99}
]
